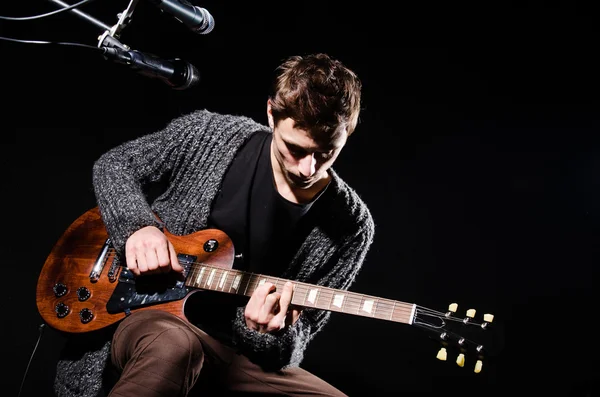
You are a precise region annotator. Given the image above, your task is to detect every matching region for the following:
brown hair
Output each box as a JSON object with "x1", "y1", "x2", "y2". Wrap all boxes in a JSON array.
[{"x1": 269, "y1": 53, "x2": 362, "y2": 137}]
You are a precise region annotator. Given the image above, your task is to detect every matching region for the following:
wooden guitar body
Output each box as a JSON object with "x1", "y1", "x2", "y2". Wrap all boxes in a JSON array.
[{"x1": 36, "y1": 207, "x2": 235, "y2": 333}]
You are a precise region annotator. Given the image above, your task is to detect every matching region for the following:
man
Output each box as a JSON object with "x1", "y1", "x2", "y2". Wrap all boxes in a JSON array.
[{"x1": 55, "y1": 53, "x2": 375, "y2": 397}]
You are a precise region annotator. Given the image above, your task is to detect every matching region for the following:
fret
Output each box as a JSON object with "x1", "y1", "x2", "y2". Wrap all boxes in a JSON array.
[
  {"x1": 271, "y1": 277, "x2": 281, "y2": 289},
  {"x1": 316, "y1": 287, "x2": 330, "y2": 309},
  {"x1": 292, "y1": 283, "x2": 306, "y2": 306},
  {"x1": 372, "y1": 299, "x2": 379, "y2": 318},
  {"x1": 243, "y1": 274, "x2": 252, "y2": 296},
  {"x1": 326, "y1": 288, "x2": 334, "y2": 310},
  {"x1": 357, "y1": 295, "x2": 364, "y2": 315},
  {"x1": 391, "y1": 301, "x2": 396, "y2": 321},
  {"x1": 302, "y1": 285, "x2": 308, "y2": 306},
  {"x1": 373, "y1": 299, "x2": 390, "y2": 320}
]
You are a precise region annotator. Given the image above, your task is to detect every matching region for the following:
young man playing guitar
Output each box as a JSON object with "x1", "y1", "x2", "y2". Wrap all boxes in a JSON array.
[{"x1": 53, "y1": 53, "x2": 375, "y2": 397}]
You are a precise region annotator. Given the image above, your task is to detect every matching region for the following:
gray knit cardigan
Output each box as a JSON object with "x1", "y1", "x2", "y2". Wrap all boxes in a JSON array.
[{"x1": 54, "y1": 109, "x2": 375, "y2": 397}]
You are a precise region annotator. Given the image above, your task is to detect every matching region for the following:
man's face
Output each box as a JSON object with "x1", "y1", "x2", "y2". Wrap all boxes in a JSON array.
[{"x1": 270, "y1": 116, "x2": 347, "y2": 190}]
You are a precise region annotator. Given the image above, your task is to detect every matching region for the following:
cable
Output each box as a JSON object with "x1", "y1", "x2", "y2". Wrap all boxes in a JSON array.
[
  {"x1": 17, "y1": 324, "x2": 46, "y2": 397},
  {"x1": 0, "y1": 35, "x2": 100, "y2": 51},
  {"x1": 0, "y1": 0, "x2": 97, "y2": 21}
]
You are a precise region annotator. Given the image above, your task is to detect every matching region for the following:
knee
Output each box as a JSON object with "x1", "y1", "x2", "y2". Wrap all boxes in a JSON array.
[
  {"x1": 112, "y1": 310, "x2": 204, "y2": 367},
  {"x1": 152, "y1": 325, "x2": 204, "y2": 367}
]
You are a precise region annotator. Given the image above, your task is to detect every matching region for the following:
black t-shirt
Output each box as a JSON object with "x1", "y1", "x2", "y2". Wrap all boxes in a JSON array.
[{"x1": 187, "y1": 130, "x2": 328, "y2": 343}]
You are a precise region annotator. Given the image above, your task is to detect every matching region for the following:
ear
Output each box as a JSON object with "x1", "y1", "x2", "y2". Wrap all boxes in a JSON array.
[{"x1": 266, "y1": 99, "x2": 274, "y2": 129}]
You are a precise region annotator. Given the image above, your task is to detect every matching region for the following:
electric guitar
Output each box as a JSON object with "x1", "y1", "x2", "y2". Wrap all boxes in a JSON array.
[{"x1": 36, "y1": 207, "x2": 501, "y2": 373}]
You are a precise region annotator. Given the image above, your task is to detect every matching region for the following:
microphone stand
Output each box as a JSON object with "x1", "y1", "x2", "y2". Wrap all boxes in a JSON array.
[
  {"x1": 47, "y1": 0, "x2": 201, "y2": 90},
  {"x1": 47, "y1": 0, "x2": 140, "y2": 50}
]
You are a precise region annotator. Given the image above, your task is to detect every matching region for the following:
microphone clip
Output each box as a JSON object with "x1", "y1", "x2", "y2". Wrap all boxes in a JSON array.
[{"x1": 97, "y1": 0, "x2": 140, "y2": 50}]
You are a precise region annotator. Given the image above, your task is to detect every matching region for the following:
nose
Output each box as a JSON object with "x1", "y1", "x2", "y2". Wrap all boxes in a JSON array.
[{"x1": 298, "y1": 153, "x2": 317, "y2": 178}]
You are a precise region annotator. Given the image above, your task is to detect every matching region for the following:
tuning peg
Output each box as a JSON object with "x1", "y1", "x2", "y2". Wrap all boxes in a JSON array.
[
  {"x1": 474, "y1": 359, "x2": 483, "y2": 373},
  {"x1": 463, "y1": 308, "x2": 476, "y2": 324},
  {"x1": 445, "y1": 303, "x2": 458, "y2": 317},
  {"x1": 456, "y1": 353, "x2": 465, "y2": 367},
  {"x1": 436, "y1": 347, "x2": 447, "y2": 361},
  {"x1": 482, "y1": 313, "x2": 494, "y2": 329}
]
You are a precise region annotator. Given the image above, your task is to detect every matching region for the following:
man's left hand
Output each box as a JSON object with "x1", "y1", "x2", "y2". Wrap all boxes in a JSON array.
[{"x1": 244, "y1": 281, "x2": 302, "y2": 333}]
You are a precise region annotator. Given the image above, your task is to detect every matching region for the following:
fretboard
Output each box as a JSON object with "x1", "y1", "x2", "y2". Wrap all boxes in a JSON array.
[{"x1": 185, "y1": 263, "x2": 416, "y2": 324}]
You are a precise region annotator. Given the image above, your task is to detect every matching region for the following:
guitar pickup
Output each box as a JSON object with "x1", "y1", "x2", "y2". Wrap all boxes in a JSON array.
[{"x1": 176, "y1": 253, "x2": 196, "y2": 287}]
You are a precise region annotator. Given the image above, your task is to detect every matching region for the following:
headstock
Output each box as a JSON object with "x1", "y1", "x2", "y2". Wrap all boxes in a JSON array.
[{"x1": 413, "y1": 302, "x2": 502, "y2": 374}]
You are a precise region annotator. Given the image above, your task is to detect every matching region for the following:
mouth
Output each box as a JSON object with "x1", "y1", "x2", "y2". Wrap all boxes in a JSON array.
[{"x1": 288, "y1": 172, "x2": 313, "y2": 187}]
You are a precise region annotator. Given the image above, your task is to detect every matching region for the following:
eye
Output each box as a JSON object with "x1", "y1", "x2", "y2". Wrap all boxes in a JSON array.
[
  {"x1": 316, "y1": 151, "x2": 334, "y2": 160},
  {"x1": 287, "y1": 145, "x2": 306, "y2": 158}
]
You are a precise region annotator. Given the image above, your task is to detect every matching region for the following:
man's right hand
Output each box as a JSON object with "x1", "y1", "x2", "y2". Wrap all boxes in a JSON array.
[{"x1": 124, "y1": 226, "x2": 184, "y2": 277}]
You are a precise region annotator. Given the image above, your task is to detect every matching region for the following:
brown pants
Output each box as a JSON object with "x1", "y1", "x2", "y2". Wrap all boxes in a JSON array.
[{"x1": 108, "y1": 310, "x2": 346, "y2": 397}]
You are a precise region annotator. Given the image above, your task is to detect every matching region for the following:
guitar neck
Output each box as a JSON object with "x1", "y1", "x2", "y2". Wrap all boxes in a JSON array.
[{"x1": 185, "y1": 263, "x2": 416, "y2": 325}]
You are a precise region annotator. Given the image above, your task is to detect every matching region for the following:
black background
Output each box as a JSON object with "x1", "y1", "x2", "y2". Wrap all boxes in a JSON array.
[{"x1": 1, "y1": 1, "x2": 598, "y2": 396}]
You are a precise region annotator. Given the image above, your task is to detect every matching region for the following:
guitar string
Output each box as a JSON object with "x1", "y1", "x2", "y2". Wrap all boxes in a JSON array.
[
  {"x1": 183, "y1": 262, "x2": 487, "y2": 326},
  {"x1": 183, "y1": 262, "x2": 491, "y2": 349},
  {"x1": 106, "y1": 250, "x2": 415, "y2": 322},
  {"x1": 106, "y1": 252, "x2": 491, "y2": 349},
  {"x1": 184, "y1": 261, "x2": 417, "y2": 322},
  {"x1": 106, "y1": 250, "x2": 486, "y2": 326}
]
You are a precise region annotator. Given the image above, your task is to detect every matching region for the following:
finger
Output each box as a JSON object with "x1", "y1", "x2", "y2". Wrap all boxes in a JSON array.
[
  {"x1": 245, "y1": 283, "x2": 275, "y2": 330},
  {"x1": 154, "y1": 240, "x2": 171, "y2": 274},
  {"x1": 168, "y1": 241, "x2": 184, "y2": 273},
  {"x1": 259, "y1": 292, "x2": 281, "y2": 323},
  {"x1": 287, "y1": 306, "x2": 302, "y2": 326},
  {"x1": 278, "y1": 282, "x2": 294, "y2": 314},
  {"x1": 130, "y1": 240, "x2": 153, "y2": 274},
  {"x1": 269, "y1": 282, "x2": 294, "y2": 331},
  {"x1": 135, "y1": 244, "x2": 148, "y2": 275},
  {"x1": 247, "y1": 282, "x2": 275, "y2": 315},
  {"x1": 144, "y1": 244, "x2": 160, "y2": 274},
  {"x1": 260, "y1": 292, "x2": 286, "y2": 333},
  {"x1": 125, "y1": 243, "x2": 140, "y2": 277}
]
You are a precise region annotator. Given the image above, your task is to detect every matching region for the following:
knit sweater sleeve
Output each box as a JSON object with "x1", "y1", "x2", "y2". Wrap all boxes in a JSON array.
[
  {"x1": 92, "y1": 110, "x2": 212, "y2": 255},
  {"x1": 231, "y1": 185, "x2": 376, "y2": 370}
]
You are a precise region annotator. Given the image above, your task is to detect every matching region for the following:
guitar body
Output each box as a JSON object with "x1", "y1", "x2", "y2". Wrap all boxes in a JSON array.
[{"x1": 36, "y1": 207, "x2": 235, "y2": 334}]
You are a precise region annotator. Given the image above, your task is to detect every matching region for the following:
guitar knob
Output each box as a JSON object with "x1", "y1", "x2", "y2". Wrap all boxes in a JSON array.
[
  {"x1": 456, "y1": 353, "x2": 465, "y2": 367},
  {"x1": 203, "y1": 239, "x2": 219, "y2": 252},
  {"x1": 474, "y1": 359, "x2": 483, "y2": 373},
  {"x1": 79, "y1": 308, "x2": 94, "y2": 324},
  {"x1": 55, "y1": 302, "x2": 70, "y2": 318},
  {"x1": 53, "y1": 283, "x2": 68, "y2": 297},
  {"x1": 77, "y1": 287, "x2": 91, "y2": 301}
]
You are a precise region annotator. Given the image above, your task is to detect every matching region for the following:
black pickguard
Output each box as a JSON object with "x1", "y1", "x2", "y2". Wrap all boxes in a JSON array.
[{"x1": 106, "y1": 254, "x2": 196, "y2": 314}]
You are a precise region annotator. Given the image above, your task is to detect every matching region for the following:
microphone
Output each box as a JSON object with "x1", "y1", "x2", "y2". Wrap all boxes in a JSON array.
[
  {"x1": 147, "y1": 0, "x2": 215, "y2": 34},
  {"x1": 102, "y1": 47, "x2": 200, "y2": 90}
]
